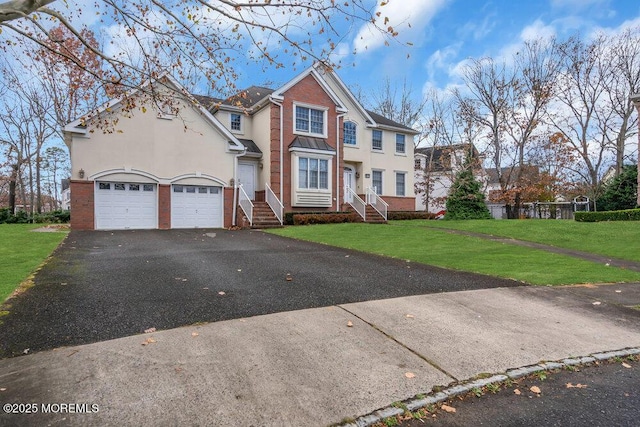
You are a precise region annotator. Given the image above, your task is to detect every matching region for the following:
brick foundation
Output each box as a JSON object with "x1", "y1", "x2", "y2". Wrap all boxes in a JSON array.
[
  {"x1": 381, "y1": 196, "x2": 416, "y2": 211},
  {"x1": 70, "y1": 180, "x2": 95, "y2": 230}
]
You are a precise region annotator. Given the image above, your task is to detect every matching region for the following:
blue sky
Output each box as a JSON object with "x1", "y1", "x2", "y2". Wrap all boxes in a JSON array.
[{"x1": 237, "y1": 0, "x2": 640, "y2": 103}]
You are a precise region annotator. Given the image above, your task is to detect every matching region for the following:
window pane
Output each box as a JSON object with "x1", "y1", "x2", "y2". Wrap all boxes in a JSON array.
[
  {"x1": 372, "y1": 171, "x2": 382, "y2": 195},
  {"x1": 395, "y1": 134, "x2": 405, "y2": 153},
  {"x1": 309, "y1": 158, "x2": 319, "y2": 188},
  {"x1": 343, "y1": 121, "x2": 356, "y2": 145},
  {"x1": 198, "y1": 187, "x2": 208, "y2": 193},
  {"x1": 173, "y1": 185, "x2": 184, "y2": 193},
  {"x1": 114, "y1": 183, "x2": 125, "y2": 191},
  {"x1": 396, "y1": 172, "x2": 405, "y2": 196},
  {"x1": 299, "y1": 157, "x2": 308, "y2": 189},
  {"x1": 319, "y1": 159, "x2": 328, "y2": 189},
  {"x1": 129, "y1": 184, "x2": 140, "y2": 191},
  {"x1": 99, "y1": 183, "x2": 111, "y2": 190},
  {"x1": 230, "y1": 113, "x2": 242, "y2": 131},
  {"x1": 210, "y1": 187, "x2": 219, "y2": 194},
  {"x1": 372, "y1": 130, "x2": 383, "y2": 150},
  {"x1": 295, "y1": 106, "x2": 309, "y2": 132},
  {"x1": 143, "y1": 184, "x2": 154, "y2": 192},
  {"x1": 310, "y1": 109, "x2": 324, "y2": 134},
  {"x1": 186, "y1": 186, "x2": 196, "y2": 193}
]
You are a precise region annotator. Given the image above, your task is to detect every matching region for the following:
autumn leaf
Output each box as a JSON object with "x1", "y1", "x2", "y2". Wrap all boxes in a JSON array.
[
  {"x1": 144, "y1": 327, "x2": 156, "y2": 333},
  {"x1": 141, "y1": 337, "x2": 156, "y2": 346},
  {"x1": 622, "y1": 362, "x2": 632, "y2": 369},
  {"x1": 191, "y1": 332, "x2": 199, "y2": 337},
  {"x1": 218, "y1": 291, "x2": 226, "y2": 295},
  {"x1": 347, "y1": 321, "x2": 353, "y2": 327},
  {"x1": 514, "y1": 389, "x2": 521, "y2": 395},
  {"x1": 441, "y1": 404, "x2": 456, "y2": 413},
  {"x1": 530, "y1": 386, "x2": 541, "y2": 394},
  {"x1": 405, "y1": 372, "x2": 416, "y2": 379},
  {"x1": 566, "y1": 383, "x2": 587, "y2": 389},
  {"x1": 405, "y1": 314, "x2": 415, "y2": 318}
]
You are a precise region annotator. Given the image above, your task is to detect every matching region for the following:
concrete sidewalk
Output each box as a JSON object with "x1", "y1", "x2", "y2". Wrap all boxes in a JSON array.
[{"x1": 1, "y1": 285, "x2": 639, "y2": 427}]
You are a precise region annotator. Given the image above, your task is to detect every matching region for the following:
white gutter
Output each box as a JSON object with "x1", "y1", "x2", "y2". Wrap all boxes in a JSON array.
[{"x1": 336, "y1": 112, "x2": 346, "y2": 211}]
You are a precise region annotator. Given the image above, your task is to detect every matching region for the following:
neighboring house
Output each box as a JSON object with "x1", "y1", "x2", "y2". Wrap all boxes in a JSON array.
[
  {"x1": 63, "y1": 63, "x2": 417, "y2": 230},
  {"x1": 414, "y1": 143, "x2": 485, "y2": 212},
  {"x1": 61, "y1": 179, "x2": 71, "y2": 211}
]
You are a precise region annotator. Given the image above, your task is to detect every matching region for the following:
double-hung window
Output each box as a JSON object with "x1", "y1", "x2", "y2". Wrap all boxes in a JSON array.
[
  {"x1": 298, "y1": 157, "x2": 329, "y2": 190},
  {"x1": 395, "y1": 134, "x2": 406, "y2": 154},
  {"x1": 295, "y1": 105, "x2": 325, "y2": 136},
  {"x1": 230, "y1": 113, "x2": 242, "y2": 132},
  {"x1": 372, "y1": 130, "x2": 383, "y2": 151},
  {"x1": 372, "y1": 170, "x2": 383, "y2": 195},
  {"x1": 343, "y1": 121, "x2": 357, "y2": 145},
  {"x1": 395, "y1": 172, "x2": 406, "y2": 196}
]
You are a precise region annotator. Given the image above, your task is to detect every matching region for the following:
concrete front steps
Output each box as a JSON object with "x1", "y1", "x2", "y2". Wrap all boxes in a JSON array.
[{"x1": 343, "y1": 204, "x2": 387, "y2": 224}]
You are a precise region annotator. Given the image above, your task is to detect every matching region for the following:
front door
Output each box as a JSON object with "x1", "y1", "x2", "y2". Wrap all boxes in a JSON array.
[
  {"x1": 238, "y1": 162, "x2": 257, "y2": 200},
  {"x1": 344, "y1": 166, "x2": 355, "y2": 204}
]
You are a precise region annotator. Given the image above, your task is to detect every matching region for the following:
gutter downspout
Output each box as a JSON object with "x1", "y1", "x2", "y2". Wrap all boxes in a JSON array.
[
  {"x1": 336, "y1": 112, "x2": 346, "y2": 211},
  {"x1": 232, "y1": 146, "x2": 247, "y2": 226}
]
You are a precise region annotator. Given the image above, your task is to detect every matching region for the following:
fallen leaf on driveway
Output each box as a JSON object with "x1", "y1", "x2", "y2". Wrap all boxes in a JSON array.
[
  {"x1": 622, "y1": 362, "x2": 632, "y2": 369},
  {"x1": 615, "y1": 290, "x2": 622, "y2": 293},
  {"x1": 141, "y1": 337, "x2": 156, "y2": 346},
  {"x1": 218, "y1": 291, "x2": 225, "y2": 295},
  {"x1": 530, "y1": 386, "x2": 541, "y2": 394},
  {"x1": 286, "y1": 273, "x2": 293, "y2": 281},
  {"x1": 406, "y1": 314, "x2": 415, "y2": 318},
  {"x1": 566, "y1": 383, "x2": 587, "y2": 388},
  {"x1": 514, "y1": 389, "x2": 521, "y2": 395},
  {"x1": 592, "y1": 301, "x2": 601, "y2": 305},
  {"x1": 0, "y1": 388, "x2": 7, "y2": 392},
  {"x1": 440, "y1": 404, "x2": 456, "y2": 413},
  {"x1": 347, "y1": 321, "x2": 353, "y2": 327},
  {"x1": 405, "y1": 372, "x2": 416, "y2": 379},
  {"x1": 191, "y1": 332, "x2": 199, "y2": 337},
  {"x1": 202, "y1": 287, "x2": 209, "y2": 290},
  {"x1": 144, "y1": 327, "x2": 156, "y2": 333}
]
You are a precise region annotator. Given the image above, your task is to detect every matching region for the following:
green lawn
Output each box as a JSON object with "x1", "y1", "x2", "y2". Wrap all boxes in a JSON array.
[
  {"x1": 0, "y1": 224, "x2": 68, "y2": 303},
  {"x1": 268, "y1": 222, "x2": 640, "y2": 286},
  {"x1": 418, "y1": 219, "x2": 640, "y2": 262}
]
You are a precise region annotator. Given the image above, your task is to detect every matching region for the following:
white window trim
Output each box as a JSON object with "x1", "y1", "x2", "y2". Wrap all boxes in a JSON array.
[
  {"x1": 372, "y1": 169, "x2": 384, "y2": 195},
  {"x1": 293, "y1": 102, "x2": 328, "y2": 138},
  {"x1": 230, "y1": 112, "x2": 243, "y2": 134},
  {"x1": 395, "y1": 171, "x2": 407, "y2": 196},
  {"x1": 395, "y1": 133, "x2": 406, "y2": 155},
  {"x1": 293, "y1": 152, "x2": 333, "y2": 193},
  {"x1": 372, "y1": 129, "x2": 384, "y2": 152},
  {"x1": 343, "y1": 120, "x2": 358, "y2": 146}
]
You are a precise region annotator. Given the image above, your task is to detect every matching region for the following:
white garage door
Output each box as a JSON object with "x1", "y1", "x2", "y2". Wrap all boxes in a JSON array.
[
  {"x1": 171, "y1": 185, "x2": 222, "y2": 228},
  {"x1": 95, "y1": 182, "x2": 157, "y2": 230}
]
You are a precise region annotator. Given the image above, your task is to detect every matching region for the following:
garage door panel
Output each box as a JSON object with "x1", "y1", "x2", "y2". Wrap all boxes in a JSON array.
[
  {"x1": 95, "y1": 182, "x2": 157, "y2": 230},
  {"x1": 171, "y1": 185, "x2": 222, "y2": 228}
]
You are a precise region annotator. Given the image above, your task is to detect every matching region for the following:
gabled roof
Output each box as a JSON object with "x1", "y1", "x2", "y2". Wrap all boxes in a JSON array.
[
  {"x1": 237, "y1": 138, "x2": 262, "y2": 157},
  {"x1": 64, "y1": 74, "x2": 246, "y2": 153},
  {"x1": 366, "y1": 110, "x2": 418, "y2": 133},
  {"x1": 416, "y1": 143, "x2": 481, "y2": 172},
  {"x1": 194, "y1": 87, "x2": 275, "y2": 112}
]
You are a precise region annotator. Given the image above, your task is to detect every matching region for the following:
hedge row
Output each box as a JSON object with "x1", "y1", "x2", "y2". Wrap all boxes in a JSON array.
[
  {"x1": 293, "y1": 212, "x2": 359, "y2": 225},
  {"x1": 0, "y1": 208, "x2": 70, "y2": 224},
  {"x1": 387, "y1": 211, "x2": 436, "y2": 220},
  {"x1": 574, "y1": 208, "x2": 640, "y2": 222}
]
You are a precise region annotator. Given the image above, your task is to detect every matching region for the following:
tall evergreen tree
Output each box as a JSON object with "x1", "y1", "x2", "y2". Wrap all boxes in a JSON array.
[
  {"x1": 596, "y1": 165, "x2": 638, "y2": 211},
  {"x1": 445, "y1": 159, "x2": 491, "y2": 220}
]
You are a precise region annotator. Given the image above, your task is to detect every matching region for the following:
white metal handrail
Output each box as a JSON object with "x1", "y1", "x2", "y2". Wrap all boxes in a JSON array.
[
  {"x1": 238, "y1": 184, "x2": 254, "y2": 226},
  {"x1": 347, "y1": 187, "x2": 366, "y2": 221},
  {"x1": 265, "y1": 183, "x2": 284, "y2": 225},
  {"x1": 366, "y1": 186, "x2": 388, "y2": 220}
]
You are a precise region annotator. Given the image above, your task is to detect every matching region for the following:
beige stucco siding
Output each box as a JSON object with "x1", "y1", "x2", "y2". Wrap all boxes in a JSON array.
[{"x1": 69, "y1": 98, "x2": 237, "y2": 185}]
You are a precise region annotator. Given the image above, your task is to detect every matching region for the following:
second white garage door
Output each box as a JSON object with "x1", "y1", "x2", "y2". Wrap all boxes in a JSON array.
[{"x1": 171, "y1": 185, "x2": 223, "y2": 228}]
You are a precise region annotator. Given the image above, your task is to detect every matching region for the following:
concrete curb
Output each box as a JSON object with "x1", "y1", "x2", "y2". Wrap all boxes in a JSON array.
[{"x1": 338, "y1": 347, "x2": 640, "y2": 427}]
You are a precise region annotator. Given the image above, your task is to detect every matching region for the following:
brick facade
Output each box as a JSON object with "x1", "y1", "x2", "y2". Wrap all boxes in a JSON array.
[
  {"x1": 223, "y1": 187, "x2": 234, "y2": 228},
  {"x1": 158, "y1": 184, "x2": 171, "y2": 229},
  {"x1": 382, "y1": 196, "x2": 417, "y2": 211},
  {"x1": 69, "y1": 180, "x2": 94, "y2": 230}
]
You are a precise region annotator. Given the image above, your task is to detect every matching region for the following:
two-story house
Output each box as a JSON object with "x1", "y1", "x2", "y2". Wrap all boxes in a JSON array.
[{"x1": 63, "y1": 64, "x2": 417, "y2": 230}]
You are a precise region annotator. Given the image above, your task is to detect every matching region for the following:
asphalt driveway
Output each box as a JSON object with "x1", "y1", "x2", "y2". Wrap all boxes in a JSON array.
[{"x1": 0, "y1": 229, "x2": 518, "y2": 358}]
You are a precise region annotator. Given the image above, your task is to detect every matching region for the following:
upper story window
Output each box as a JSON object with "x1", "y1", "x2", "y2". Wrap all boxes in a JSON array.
[
  {"x1": 396, "y1": 133, "x2": 406, "y2": 154},
  {"x1": 414, "y1": 159, "x2": 422, "y2": 170},
  {"x1": 295, "y1": 105, "x2": 325, "y2": 136},
  {"x1": 343, "y1": 121, "x2": 357, "y2": 145},
  {"x1": 230, "y1": 113, "x2": 242, "y2": 132},
  {"x1": 372, "y1": 129, "x2": 383, "y2": 151}
]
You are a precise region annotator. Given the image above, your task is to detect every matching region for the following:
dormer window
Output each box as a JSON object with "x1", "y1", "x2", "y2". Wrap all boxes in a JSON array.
[
  {"x1": 295, "y1": 104, "x2": 326, "y2": 137},
  {"x1": 230, "y1": 113, "x2": 242, "y2": 132}
]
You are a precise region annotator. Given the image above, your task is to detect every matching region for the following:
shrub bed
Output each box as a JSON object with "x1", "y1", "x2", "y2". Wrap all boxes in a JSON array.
[
  {"x1": 388, "y1": 211, "x2": 436, "y2": 220},
  {"x1": 293, "y1": 212, "x2": 359, "y2": 225},
  {"x1": 0, "y1": 208, "x2": 70, "y2": 224},
  {"x1": 575, "y1": 208, "x2": 640, "y2": 222}
]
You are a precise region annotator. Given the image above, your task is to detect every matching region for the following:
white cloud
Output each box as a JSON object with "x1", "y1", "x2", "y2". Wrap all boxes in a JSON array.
[
  {"x1": 353, "y1": 0, "x2": 450, "y2": 53},
  {"x1": 520, "y1": 19, "x2": 557, "y2": 41}
]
